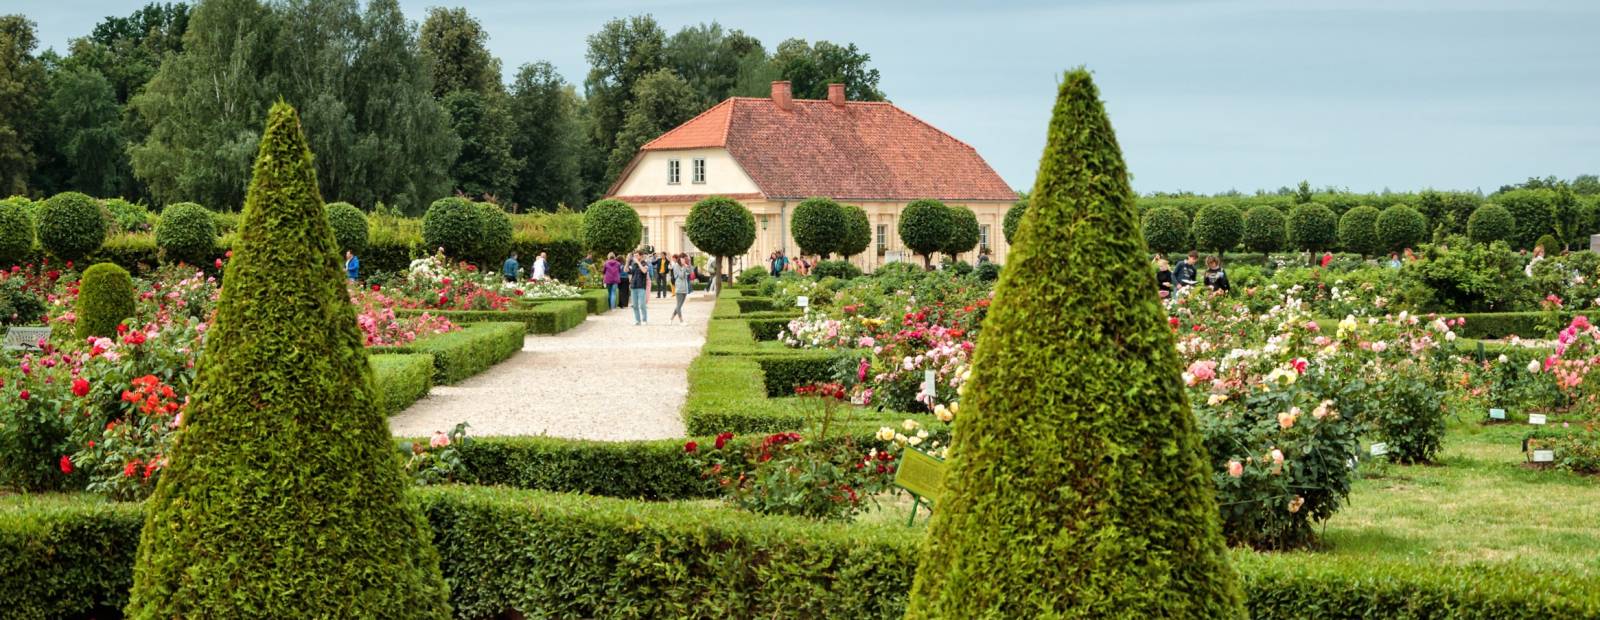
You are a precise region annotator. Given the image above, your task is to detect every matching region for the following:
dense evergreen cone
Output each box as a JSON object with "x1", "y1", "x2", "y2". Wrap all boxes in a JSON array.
[
  {"x1": 904, "y1": 70, "x2": 1246, "y2": 619},
  {"x1": 125, "y1": 103, "x2": 452, "y2": 619}
]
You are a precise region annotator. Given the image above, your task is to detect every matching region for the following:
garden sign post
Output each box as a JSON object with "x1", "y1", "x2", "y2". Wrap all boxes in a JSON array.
[{"x1": 894, "y1": 448, "x2": 947, "y2": 526}]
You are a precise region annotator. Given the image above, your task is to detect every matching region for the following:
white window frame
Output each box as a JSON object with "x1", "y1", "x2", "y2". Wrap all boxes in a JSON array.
[
  {"x1": 876, "y1": 224, "x2": 887, "y2": 250},
  {"x1": 692, "y1": 157, "x2": 706, "y2": 184},
  {"x1": 980, "y1": 224, "x2": 990, "y2": 248},
  {"x1": 667, "y1": 159, "x2": 680, "y2": 184},
  {"x1": 642, "y1": 226, "x2": 650, "y2": 248}
]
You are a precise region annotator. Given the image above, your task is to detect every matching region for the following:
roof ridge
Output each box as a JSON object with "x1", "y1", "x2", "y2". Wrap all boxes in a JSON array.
[{"x1": 881, "y1": 104, "x2": 981, "y2": 153}]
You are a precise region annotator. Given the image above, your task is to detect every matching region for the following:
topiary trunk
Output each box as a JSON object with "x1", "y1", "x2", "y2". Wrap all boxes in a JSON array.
[
  {"x1": 125, "y1": 103, "x2": 451, "y2": 619},
  {"x1": 904, "y1": 69, "x2": 1246, "y2": 620}
]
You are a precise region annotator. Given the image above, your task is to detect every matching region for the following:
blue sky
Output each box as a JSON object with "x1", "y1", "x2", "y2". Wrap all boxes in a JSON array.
[{"x1": 27, "y1": 0, "x2": 1600, "y2": 195}]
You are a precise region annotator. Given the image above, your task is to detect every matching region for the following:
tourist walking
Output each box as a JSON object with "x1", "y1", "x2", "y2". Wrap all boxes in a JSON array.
[
  {"x1": 502, "y1": 252, "x2": 520, "y2": 282},
  {"x1": 652, "y1": 252, "x2": 668, "y2": 298},
  {"x1": 1155, "y1": 257, "x2": 1173, "y2": 298},
  {"x1": 671, "y1": 255, "x2": 693, "y2": 326},
  {"x1": 1173, "y1": 251, "x2": 1198, "y2": 289},
  {"x1": 602, "y1": 253, "x2": 622, "y2": 309},
  {"x1": 531, "y1": 252, "x2": 548, "y2": 281},
  {"x1": 345, "y1": 251, "x2": 359, "y2": 281},
  {"x1": 1204, "y1": 255, "x2": 1230, "y2": 293},
  {"x1": 629, "y1": 252, "x2": 650, "y2": 325},
  {"x1": 1526, "y1": 245, "x2": 1546, "y2": 277}
]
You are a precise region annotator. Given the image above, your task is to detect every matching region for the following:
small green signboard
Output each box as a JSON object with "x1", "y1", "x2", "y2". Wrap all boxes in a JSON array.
[{"x1": 894, "y1": 448, "x2": 947, "y2": 526}]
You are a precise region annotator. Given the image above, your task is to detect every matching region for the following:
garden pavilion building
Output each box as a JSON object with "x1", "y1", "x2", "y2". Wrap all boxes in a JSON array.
[{"x1": 605, "y1": 81, "x2": 1018, "y2": 272}]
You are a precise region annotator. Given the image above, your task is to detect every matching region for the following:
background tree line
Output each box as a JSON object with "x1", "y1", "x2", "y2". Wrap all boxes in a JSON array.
[{"x1": 0, "y1": 4, "x2": 885, "y2": 215}]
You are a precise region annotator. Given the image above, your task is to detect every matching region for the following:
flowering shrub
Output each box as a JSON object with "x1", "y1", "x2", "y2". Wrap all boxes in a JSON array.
[
  {"x1": 71, "y1": 374, "x2": 184, "y2": 500},
  {"x1": 405, "y1": 422, "x2": 474, "y2": 485},
  {"x1": 350, "y1": 287, "x2": 459, "y2": 346}
]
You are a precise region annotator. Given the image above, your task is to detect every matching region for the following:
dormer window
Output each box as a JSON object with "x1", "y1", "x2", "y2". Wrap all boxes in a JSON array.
[
  {"x1": 667, "y1": 159, "x2": 680, "y2": 184},
  {"x1": 692, "y1": 157, "x2": 706, "y2": 184}
]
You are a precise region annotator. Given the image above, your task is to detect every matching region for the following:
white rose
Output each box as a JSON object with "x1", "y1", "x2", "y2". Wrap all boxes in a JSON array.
[
  {"x1": 907, "y1": 436, "x2": 923, "y2": 446},
  {"x1": 1528, "y1": 360, "x2": 1542, "y2": 373},
  {"x1": 1498, "y1": 354, "x2": 1509, "y2": 363},
  {"x1": 876, "y1": 427, "x2": 895, "y2": 441}
]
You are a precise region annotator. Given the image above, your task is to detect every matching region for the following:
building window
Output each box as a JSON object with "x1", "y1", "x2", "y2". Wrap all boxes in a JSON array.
[
  {"x1": 980, "y1": 224, "x2": 990, "y2": 249},
  {"x1": 667, "y1": 159, "x2": 680, "y2": 184},
  {"x1": 692, "y1": 158, "x2": 706, "y2": 184},
  {"x1": 876, "y1": 224, "x2": 887, "y2": 250},
  {"x1": 642, "y1": 226, "x2": 650, "y2": 249}
]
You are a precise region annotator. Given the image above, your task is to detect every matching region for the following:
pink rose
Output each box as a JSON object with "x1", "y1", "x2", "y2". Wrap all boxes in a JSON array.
[{"x1": 1227, "y1": 461, "x2": 1243, "y2": 477}]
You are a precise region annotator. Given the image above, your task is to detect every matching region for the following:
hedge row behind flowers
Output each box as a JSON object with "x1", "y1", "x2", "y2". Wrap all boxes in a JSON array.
[
  {"x1": 371, "y1": 322, "x2": 524, "y2": 385},
  {"x1": 8, "y1": 488, "x2": 1600, "y2": 620}
]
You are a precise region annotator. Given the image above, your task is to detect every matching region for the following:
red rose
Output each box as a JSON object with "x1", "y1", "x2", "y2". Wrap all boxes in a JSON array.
[
  {"x1": 125, "y1": 330, "x2": 147, "y2": 346},
  {"x1": 372, "y1": 285, "x2": 381, "y2": 291},
  {"x1": 215, "y1": 258, "x2": 224, "y2": 268},
  {"x1": 72, "y1": 378, "x2": 89, "y2": 397},
  {"x1": 124, "y1": 460, "x2": 140, "y2": 477},
  {"x1": 1169, "y1": 317, "x2": 1179, "y2": 326},
  {"x1": 684, "y1": 441, "x2": 698, "y2": 453},
  {"x1": 18, "y1": 389, "x2": 29, "y2": 401},
  {"x1": 59, "y1": 456, "x2": 73, "y2": 474},
  {"x1": 226, "y1": 250, "x2": 233, "y2": 258},
  {"x1": 117, "y1": 323, "x2": 129, "y2": 335}
]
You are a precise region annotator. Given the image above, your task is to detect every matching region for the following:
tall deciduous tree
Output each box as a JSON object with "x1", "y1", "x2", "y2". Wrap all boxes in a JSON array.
[
  {"x1": 420, "y1": 6, "x2": 520, "y2": 200},
  {"x1": 43, "y1": 67, "x2": 124, "y2": 197},
  {"x1": 765, "y1": 38, "x2": 884, "y2": 101},
  {"x1": 584, "y1": 15, "x2": 665, "y2": 176},
  {"x1": 665, "y1": 22, "x2": 760, "y2": 104},
  {"x1": 509, "y1": 61, "x2": 585, "y2": 211},
  {"x1": 0, "y1": 15, "x2": 48, "y2": 196},
  {"x1": 419, "y1": 7, "x2": 499, "y2": 98}
]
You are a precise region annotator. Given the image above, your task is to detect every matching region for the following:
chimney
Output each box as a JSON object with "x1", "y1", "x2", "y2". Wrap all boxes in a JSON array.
[
  {"x1": 771, "y1": 81, "x2": 793, "y2": 110},
  {"x1": 828, "y1": 83, "x2": 846, "y2": 107}
]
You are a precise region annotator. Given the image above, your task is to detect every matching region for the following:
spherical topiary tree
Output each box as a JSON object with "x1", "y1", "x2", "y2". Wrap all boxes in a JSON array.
[
  {"x1": 1467, "y1": 204, "x2": 1515, "y2": 245},
  {"x1": 1287, "y1": 203, "x2": 1338, "y2": 258},
  {"x1": 945, "y1": 205, "x2": 981, "y2": 258},
  {"x1": 685, "y1": 195, "x2": 756, "y2": 288},
  {"x1": 1376, "y1": 205, "x2": 1428, "y2": 255},
  {"x1": 124, "y1": 102, "x2": 451, "y2": 619},
  {"x1": 155, "y1": 202, "x2": 218, "y2": 265},
  {"x1": 1191, "y1": 203, "x2": 1243, "y2": 253},
  {"x1": 811, "y1": 259, "x2": 863, "y2": 280},
  {"x1": 899, "y1": 198, "x2": 953, "y2": 268},
  {"x1": 422, "y1": 196, "x2": 483, "y2": 259},
  {"x1": 1241, "y1": 205, "x2": 1286, "y2": 256},
  {"x1": 791, "y1": 197, "x2": 847, "y2": 258},
  {"x1": 473, "y1": 202, "x2": 513, "y2": 264},
  {"x1": 74, "y1": 263, "x2": 135, "y2": 340},
  {"x1": 1336, "y1": 206, "x2": 1381, "y2": 258},
  {"x1": 581, "y1": 198, "x2": 643, "y2": 258},
  {"x1": 905, "y1": 68, "x2": 1245, "y2": 620},
  {"x1": 323, "y1": 202, "x2": 369, "y2": 256},
  {"x1": 1003, "y1": 198, "x2": 1027, "y2": 245},
  {"x1": 1140, "y1": 206, "x2": 1190, "y2": 254},
  {"x1": 840, "y1": 204, "x2": 872, "y2": 259},
  {"x1": 0, "y1": 197, "x2": 35, "y2": 267},
  {"x1": 38, "y1": 191, "x2": 108, "y2": 262},
  {"x1": 1536, "y1": 234, "x2": 1560, "y2": 253}
]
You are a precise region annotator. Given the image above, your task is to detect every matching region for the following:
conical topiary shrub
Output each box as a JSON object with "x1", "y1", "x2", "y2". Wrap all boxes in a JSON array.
[
  {"x1": 904, "y1": 70, "x2": 1246, "y2": 620},
  {"x1": 124, "y1": 102, "x2": 451, "y2": 619}
]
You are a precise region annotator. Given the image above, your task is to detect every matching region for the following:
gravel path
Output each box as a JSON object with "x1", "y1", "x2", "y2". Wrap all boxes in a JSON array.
[{"x1": 387, "y1": 290, "x2": 713, "y2": 440}]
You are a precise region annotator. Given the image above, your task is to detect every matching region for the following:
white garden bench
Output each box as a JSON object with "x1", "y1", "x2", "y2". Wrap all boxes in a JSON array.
[{"x1": 2, "y1": 326, "x2": 51, "y2": 351}]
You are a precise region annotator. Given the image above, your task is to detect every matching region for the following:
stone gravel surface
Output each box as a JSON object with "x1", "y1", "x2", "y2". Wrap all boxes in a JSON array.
[{"x1": 387, "y1": 291, "x2": 713, "y2": 440}]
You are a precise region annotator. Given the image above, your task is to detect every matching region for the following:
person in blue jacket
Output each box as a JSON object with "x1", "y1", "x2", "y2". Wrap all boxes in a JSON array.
[
  {"x1": 502, "y1": 252, "x2": 520, "y2": 282},
  {"x1": 345, "y1": 251, "x2": 359, "y2": 281}
]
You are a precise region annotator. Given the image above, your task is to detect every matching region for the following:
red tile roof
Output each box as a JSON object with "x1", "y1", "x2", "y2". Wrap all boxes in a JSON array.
[
  {"x1": 612, "y1": 192, "x2": 763, "y2": 204},
  {"x1": 609, "y1": 97, "x2": 1017, "y2": 202}
]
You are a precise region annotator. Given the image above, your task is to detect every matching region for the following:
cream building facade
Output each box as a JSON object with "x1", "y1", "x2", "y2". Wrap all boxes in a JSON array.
[{"x1": 606, "y1": 82, "x2": 1018, "y2": 273}]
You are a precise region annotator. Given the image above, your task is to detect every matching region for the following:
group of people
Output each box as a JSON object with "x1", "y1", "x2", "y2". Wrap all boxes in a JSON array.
[
  {"x1": 500, "y1": 252, "x2": 550, "y2": 282},
  {"x1": 768, "y1": 251, "x2": 809, "y2": 277},
  {"x1": 1155, "y1": 251, "x2": 1230, "y2": 297},
  {"x1": 600, "y1": 251, "x2": 697, "y2": 326}
]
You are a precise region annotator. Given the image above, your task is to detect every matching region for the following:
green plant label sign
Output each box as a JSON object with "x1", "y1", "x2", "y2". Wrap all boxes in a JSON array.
[{"x1": 895, "y1": 449, "x2": 946, "y2": 502}]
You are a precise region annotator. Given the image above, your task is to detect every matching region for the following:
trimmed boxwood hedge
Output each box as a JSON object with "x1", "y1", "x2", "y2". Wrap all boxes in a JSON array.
[
  {"x1": 11, "y1": 489, "x2": 1600, "y2": 620},
  {"x1": 755, "y1": 353, "x2": 837, "y2": 397},
  {"x1": 749, "y1": 317, "x2": 791, "y2": 341},
  {"x1": 372, "y1": 353, "x2": 435, "y2": 414},
  {"x1": 736, "y1": 296, "x2": 776, "y2": 313},
  {"x1": 154, "y1": 202, "x2": 217, "y2": 265},
  {"x1": 74, "y1": 263, "x2": 135, "y2": 339},
  {"x1": 398, "y1": 301, "x2": 586, "y2": 335},
  {"x1": 371, "y1": 322, "x2": 524, "y2": 385},
  {"x1": 37, "y1": 192, "x2": 108, "y2": 262}
]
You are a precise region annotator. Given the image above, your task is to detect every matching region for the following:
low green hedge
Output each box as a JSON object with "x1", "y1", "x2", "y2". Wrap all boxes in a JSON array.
[
  {"x1": 736, "y1": 296, "x2": 776, "y2": 313},
  {"x1": 12, "y1": 489, "x2": 1600, "y2": 620},
  {"x1": 755, "y1": 353, "x2": 838, "y2": 397},
  {"x1": 750, "y1": 318, "x2": 791, "y2": 341},
  {"x1": 683, "y1": 354, "x2": 805, "y2": 436},
  {"x1": 579, "y1": 288, "x2": 610, "y2": 314},
  {"x1": 398, "y1": 301, "x2": 586, "y2": 335},
  {"x1": 450, "y1": 435, "x2": 708, "y2": 500},
  {"x1": 1451, "y1": 312, "x2": 1563, "y2": 340},
  {"x1": 371, "y1": 353, "x2": 434, "y2": 414},
  {"x1": 371, "y1": 322, "x2": 524, "y2": 385}
]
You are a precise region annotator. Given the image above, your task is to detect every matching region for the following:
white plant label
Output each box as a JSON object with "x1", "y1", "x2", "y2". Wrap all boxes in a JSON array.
[
  {"x1": 1489, "y1": 408, "x2": 1506, "y2": 420},
  {"x1": 1369, "y1": 443, "x2": 1388, "y2": 457},
  {"x1": 1533, "y1": 450, "x2": 1555, "y2": 463},
  {"x1": 796, "y1": 296, "x2": 809, "y2": 308},
  {"x1": 1529, "y1": 413, "x2": 1547, "y2": 425},
  {"x1": 921, "y1": 370, "x2": 937, "y2": 398}
]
